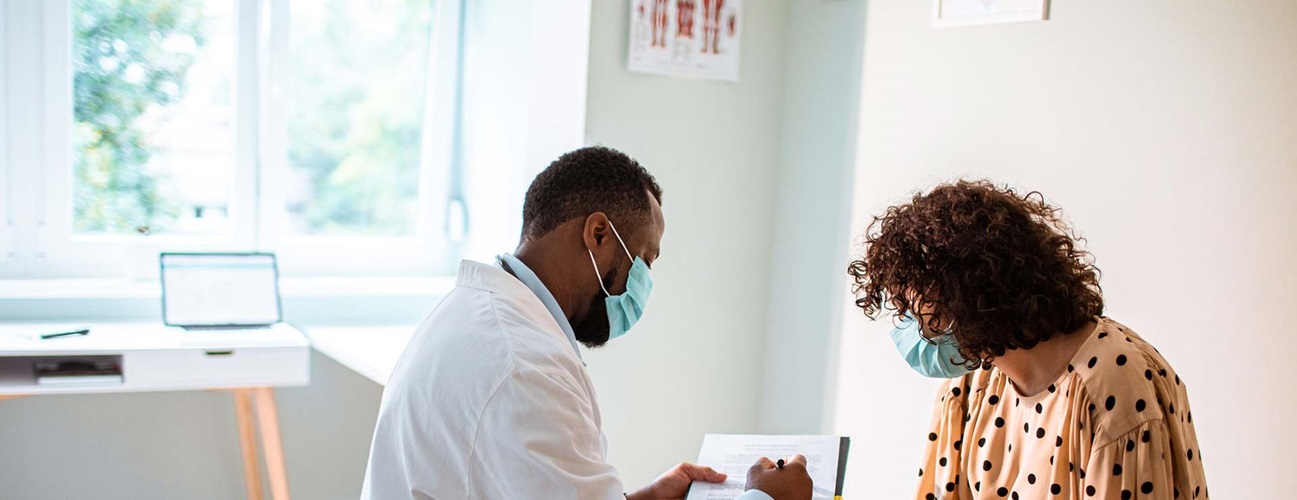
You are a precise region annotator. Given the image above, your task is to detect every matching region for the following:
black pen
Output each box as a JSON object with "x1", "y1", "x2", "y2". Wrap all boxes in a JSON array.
[
  {"x1": 40, "y1": 329, "x2": 90, "y2": 340},
  {"x1": 776, "y1": 459, "x2": 785, "y2": 470}
]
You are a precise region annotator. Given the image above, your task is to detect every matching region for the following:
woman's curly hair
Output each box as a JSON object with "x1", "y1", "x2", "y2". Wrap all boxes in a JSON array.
[{"x1": 848, "y1": 180, "x2": 1103, "y2": 367}]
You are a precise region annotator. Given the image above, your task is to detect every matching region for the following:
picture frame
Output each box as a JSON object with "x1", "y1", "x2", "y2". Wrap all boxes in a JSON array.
[
  {"x1": 627, "y1": 0, "x2": 744, "y2": 82},
  {"x1": 933, "y1": 0, "x2": 1050, "y2": 29}
]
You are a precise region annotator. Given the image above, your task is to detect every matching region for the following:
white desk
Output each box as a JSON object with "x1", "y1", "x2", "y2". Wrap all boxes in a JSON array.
[
  {"x1": 306, "y1": 325, "x2": 417, "y2": 386},
  {"x1": 0, "y1": 322, "x2": 310, "y2": 500}
]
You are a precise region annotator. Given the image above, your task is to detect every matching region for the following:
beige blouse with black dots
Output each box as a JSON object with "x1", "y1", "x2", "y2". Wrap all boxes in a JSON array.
[{"x1": 915, "y1": 318, "x2": 1209, "y2": 500}]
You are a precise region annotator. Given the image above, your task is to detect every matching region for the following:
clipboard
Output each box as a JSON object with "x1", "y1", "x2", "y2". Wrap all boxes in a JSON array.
[
  {"x1": 835, "y1": 436, "x2": 851, "y2": 499},
  {"x1": 686, "y1": 434, "x2": 852, "y2": 500}
]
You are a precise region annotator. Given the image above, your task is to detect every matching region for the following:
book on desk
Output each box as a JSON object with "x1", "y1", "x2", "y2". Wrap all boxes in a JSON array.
[{"x1": 34, "y1": 359, "x2": 124, "y2": 386}]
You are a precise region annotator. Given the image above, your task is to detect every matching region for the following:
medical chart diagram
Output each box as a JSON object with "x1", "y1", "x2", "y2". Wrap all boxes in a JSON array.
[{"x1": 628, "y1": 0, "x2": 743, "y2": 82}]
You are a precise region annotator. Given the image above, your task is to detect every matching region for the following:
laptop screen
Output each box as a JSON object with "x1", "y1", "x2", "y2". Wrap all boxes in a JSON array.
[{"x1": 161, "y1": 253, "x2": 282, "y2": 327}]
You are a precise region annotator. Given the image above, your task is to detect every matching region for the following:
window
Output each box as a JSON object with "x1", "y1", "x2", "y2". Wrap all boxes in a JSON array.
[
  {"x1": 72, "y1": 0, "x2": 237, "y2": 237},
  {"x1": 282, "y1": 1, "x2": 434, "y2": 237},
  {"x1": 1, "y1": 0, "x2": 463, "y2": 279}
]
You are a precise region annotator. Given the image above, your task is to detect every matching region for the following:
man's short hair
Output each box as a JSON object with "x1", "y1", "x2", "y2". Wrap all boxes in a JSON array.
[{"x1": 521, "y1": 146, "x2": 663, "y2": 240}]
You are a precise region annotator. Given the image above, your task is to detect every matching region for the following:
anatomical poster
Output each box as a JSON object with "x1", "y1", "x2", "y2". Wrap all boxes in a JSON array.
[{"x1": 628, "y1": 0, "x2": 743, "y2": 82}]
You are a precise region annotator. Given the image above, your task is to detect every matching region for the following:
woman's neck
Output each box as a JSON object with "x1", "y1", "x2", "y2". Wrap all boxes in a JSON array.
[{"x1": 993, "y1": 320, "x2": 1098, "y2": 397}]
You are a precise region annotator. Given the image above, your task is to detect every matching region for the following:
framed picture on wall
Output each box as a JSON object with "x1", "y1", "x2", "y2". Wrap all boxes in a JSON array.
[
  {"x1": 627, "y1": 0, "x2": 744, "y2": 81},
  {"x1": 933, "y1": 0, "x2": 1050, "y2": 29}
]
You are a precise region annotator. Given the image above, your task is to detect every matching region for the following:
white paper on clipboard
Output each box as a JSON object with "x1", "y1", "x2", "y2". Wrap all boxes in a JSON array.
[{"x1": 685, "y1": 434, "x2": 841, "y2": 500}]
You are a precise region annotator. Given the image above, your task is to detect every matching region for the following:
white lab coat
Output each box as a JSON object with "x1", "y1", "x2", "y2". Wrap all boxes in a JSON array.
[{"x1": 361, "y1": 259, "x2": 622, "y2": 499}]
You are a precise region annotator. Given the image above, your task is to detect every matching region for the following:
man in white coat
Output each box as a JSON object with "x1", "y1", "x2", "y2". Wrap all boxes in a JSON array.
[{"x1": 361, "y1": 146, "x2": 811, "y2": 500}]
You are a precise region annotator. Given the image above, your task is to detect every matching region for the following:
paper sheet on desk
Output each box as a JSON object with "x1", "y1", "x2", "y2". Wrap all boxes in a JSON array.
[{"x1": 686, "y1": 434, "x2": 841, "y2": 500}]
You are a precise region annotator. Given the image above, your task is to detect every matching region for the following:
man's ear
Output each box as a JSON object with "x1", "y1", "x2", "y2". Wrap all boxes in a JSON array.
[{"x1": 582, "y1": 212, "x2": 611, "y2": 251}]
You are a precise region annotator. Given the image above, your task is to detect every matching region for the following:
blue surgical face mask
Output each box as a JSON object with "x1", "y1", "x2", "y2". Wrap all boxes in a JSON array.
[
  {"x1": 890, "y1": 314, "x2": 972, "y2": 379},
  {"x1": 587, "y1": 220, "x2": 653, "y2": 341}
]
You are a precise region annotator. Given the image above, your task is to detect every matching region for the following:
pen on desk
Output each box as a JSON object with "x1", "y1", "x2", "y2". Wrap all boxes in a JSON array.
[{"x1": 40, "y1": 329, "x2": 90, "y2": 340}]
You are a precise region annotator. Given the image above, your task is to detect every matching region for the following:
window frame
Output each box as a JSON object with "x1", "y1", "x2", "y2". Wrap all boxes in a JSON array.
[
  {"x1": 3, "y1": 0, "x2": 464, "y2": 280},
  {"x1": 0, "y1": 0, "x2": 11, "y2": 272},
  {"x1": 256, "y1": 0, "x2": 463, "y2": 277},
  {"x1": 2, "y1": 0, "x2": 48, "y2": 279},
  {"x1": 36, "y1": 0, "x2": 254, "y2": 280}
]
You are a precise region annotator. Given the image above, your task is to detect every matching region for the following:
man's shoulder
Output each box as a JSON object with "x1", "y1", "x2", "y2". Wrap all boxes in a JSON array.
[
  {"x1": 385, "y1": 287, "x2": 515, "y2": 391},
  {"x1": 408, "y1": 284, "x2": 580, "y2": 377}
]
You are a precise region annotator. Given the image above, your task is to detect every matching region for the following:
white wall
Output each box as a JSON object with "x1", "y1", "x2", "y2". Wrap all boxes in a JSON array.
[
  {"x1": 582, "y1": 0, "x2": 793, "y2": 488},
  {"x1": 833, "y1": 1, "x2": 1297, "y2": 498},
  {"x1": 758, "y1": 0, "x2": 868, "y2": 436}
]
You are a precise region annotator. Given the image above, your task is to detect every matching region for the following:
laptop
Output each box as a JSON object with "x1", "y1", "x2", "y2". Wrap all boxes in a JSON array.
[{"x1": 160, "y1": 253, "x2": 283, "y2": 330}]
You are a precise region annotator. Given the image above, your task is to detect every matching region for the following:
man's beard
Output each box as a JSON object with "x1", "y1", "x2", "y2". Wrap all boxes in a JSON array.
[{"x1": 572, "y1": 268, "x2": 616, "y2": 348}]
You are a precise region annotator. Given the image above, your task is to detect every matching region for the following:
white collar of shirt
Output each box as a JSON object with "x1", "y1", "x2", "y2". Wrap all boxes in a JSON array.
[{"x1": 496, "y1": 253, "x2": 584, "y2": 363}]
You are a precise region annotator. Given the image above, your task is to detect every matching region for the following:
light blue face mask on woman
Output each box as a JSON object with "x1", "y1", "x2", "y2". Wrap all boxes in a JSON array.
[
  {"x1": 587, "y1": 220, "x2": 653, "y2": 341},
  {"x1": 891, "y1": 314, "x2": 972, "y2": 379}
]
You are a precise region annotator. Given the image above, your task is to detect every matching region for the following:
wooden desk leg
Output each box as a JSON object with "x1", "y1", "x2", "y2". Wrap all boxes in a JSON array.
[
  {"x1": 253, "y1": 387, "x2": 291, "y2": 500},
  {"x1": 233, "y1": 389, "x2": 264, "y2": 500}
]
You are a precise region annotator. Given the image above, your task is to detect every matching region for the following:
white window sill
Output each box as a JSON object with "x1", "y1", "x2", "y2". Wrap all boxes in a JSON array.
[{"x1": 0, "y1": 276, "x2": 457, "y2": 300}]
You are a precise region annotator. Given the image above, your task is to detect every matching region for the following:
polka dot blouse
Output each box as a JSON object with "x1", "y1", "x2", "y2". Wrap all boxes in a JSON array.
[{"x1": 915, "y1": 318, "x2": 1208, "y2": 499}]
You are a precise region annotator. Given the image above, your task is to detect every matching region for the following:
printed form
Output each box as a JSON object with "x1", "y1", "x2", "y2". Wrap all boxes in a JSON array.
[{"x1": 685, "y1": 434, "x2": 842, "y2": 500}]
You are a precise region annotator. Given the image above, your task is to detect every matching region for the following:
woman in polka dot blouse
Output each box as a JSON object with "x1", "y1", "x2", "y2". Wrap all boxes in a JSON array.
[{"x1": 847, "y1": 180, "x2": 1208, "y2": 499}]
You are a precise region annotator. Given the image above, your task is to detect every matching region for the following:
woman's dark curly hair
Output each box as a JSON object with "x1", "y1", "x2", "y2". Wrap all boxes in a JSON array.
[{"x1": 848, "y1": 180, "x2": 1103, "y2": 368}]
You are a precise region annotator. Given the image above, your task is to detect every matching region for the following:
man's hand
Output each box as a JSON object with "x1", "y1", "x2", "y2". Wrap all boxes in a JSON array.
[
  {"x1": 626, "y1": 462, "x2": 727, "y2": 500},
  {"x1": 746, "y1": 454, "x2": 812, "y2": 500}
]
